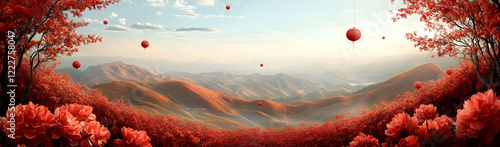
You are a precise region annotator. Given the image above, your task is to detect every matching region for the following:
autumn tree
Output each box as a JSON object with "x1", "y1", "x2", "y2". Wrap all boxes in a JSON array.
[
  {"x1": 392, "y1": 0, "x2": 500, "y2": 91},
  {"x1": 0, "y1": 0, "x2": 119, "y2": 116}
]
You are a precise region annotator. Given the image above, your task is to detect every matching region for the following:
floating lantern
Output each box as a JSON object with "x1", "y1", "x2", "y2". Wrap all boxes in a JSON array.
[
  {"x1": 73, "y1": 60, "x2": 81, "y2": 70},
  {"x1": 414, "y1": 81, "x2": 422, "y2": 90},
  {"x1": 141, "y1": 40, "x2": 149, "y2": 49}
]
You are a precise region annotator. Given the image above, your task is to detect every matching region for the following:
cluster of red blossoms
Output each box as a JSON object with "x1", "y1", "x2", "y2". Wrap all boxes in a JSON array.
[
  {"x1": 349, "y1": 89, "x2": 500, "y2": 147},
  {"x1": 1, "y1": 102, "x2": 152, "y2": 147}
]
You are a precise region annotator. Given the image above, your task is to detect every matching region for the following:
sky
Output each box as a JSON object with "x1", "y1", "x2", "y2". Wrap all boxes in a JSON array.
[{"x1": 71, "y1": 0, "x2": 438, "y2": 63}]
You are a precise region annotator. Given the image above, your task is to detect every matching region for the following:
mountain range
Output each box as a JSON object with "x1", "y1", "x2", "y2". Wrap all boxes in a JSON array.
[{"x1": 59, "y1": 61, "x2": 445, "y2": 129}]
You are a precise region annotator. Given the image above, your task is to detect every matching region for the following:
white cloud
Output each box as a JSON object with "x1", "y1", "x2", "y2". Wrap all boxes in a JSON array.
[
  {"x1": 155, "y1": 11, "x2": 163, "y2": 15},
  {"x1": 175, "y1": 26, "x2": 220, "y2": 32},
  {"x1": 105, "y1": 25, "x2": 131, "y2": 31},
  {"x1": 118, "y1": 18, "x2": 126, "y2": 25},
  {"x1": 196, "y1": 0, "x2": 214, "y2": 6},
  {"x1": 110, "y1": 12, "x2": 118, "y2": 18},
  {"x1": 147, "y1": 0, "x2": 168, "y2": 7},
  {"x1": 204, "y1": 15, "x2": 245, "y2": 18},
  {"x1": 130, "y1": 22, "x2": 220, "y2": 33},
  {"x1": 131, "y1": 22, "x2": 173, "y2": 31},
  {"x1": 83, "y1": 17, "x2": 98, "y2": 23},
  {"x1": 172, "y1": 0, "x2": 199, "y2": 18}
]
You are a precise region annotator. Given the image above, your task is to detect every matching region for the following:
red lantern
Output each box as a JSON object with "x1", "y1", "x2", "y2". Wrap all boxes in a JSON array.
[
  {"x1": 346, "y1": 27, "x2": 361, "y2": 42},
  {"x1": 103, "y1": 20, "x2": 108, "y2": 25},
  {"x1": 382, "y1": 36, "x2": 385, "y2": 39},
  {"x1": 226, "y1": 5, "x2": 230, "y2": 10},
  {"x1": 141, "y1": 40, "x2": 149, "y2": 49},
  {"x1": 353, "y1": 97, "x2": 356, "y2": 100},
  {"x1": 73, "y1": 60, "x2": 81, "y2": 70},
  {"x1": 446, "y1": 67, "x2": 454, "y2": 75},
  {"x1": 260, "y1": 63, "x2": 263, "y2": 67},
  {"x1": 414, "y1": 81, "x2": 422, "y2": 90},
  {"x1": 258, "y1": 102, "x2": 263, "y2": 107}
]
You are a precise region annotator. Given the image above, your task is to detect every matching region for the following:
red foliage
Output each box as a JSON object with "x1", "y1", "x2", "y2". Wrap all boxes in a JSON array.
[
  {"x1": 81, "y1": 121, "x2": 110, "y2": 147},
  {"x1": 14, "y1": 58, "x2": 494, "y2": 146},
  {"x1": 113, "y1": 127, "x2": 152, "y2": 147},
  {"x1": 0, "y1": 0, "x2": 120, "y2": 117},
  {"x1": 414, "y1": 104, "x2": 438, "y2": 124},
  {"x1": 397, "y1": 135, "x2": 418, "y2": 147},
  {"x1": 0, "y1": 102, "x2": 54, "y2": 146},
  {"x1": 391, "y1": 0, "x2": 500, "y2": 91},
  {"x1": 385, "y1": 112, "x2": 418, "y2": 140},
  {"x1": 454, "y1": 89, "x2": 500, "y2": 144},
  {"x1": 349, "y1": 133, "x2": 379, "y2": 147}
]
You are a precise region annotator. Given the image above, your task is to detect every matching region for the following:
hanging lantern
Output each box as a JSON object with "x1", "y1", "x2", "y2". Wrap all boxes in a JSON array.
[
  {"x1": 414, "y1": 81, "x2": 422, "y2": 90},
  {"x1": 382, "y1": 36, "x2": 385, "y2": 40},
  {"x1": 141, "y1": 40, "x2": 149, "y2": 49},
  {"x1": 353, "y1": 97, "x2": 356, "y2": 100},
  {"x1": 103, "y1": 20, "x2": 108, "y2": 25},
  {"x1": 73, "y1": 60, "x2": 81, "y2": 70},
  {"x1": 446, "y1": 67, "x2": 454, "y2": 75},
  {"x1": 346, "y1": 27, "x2": 361, "y2": 42},
  {"x1": 260, "y1": 63, "x2": 263, "y2": 67},
  {"x1": 258, "y1": 102, "x2": 263, "y2": 107},
  {"x1": 226, "y1": 5, "x2": 230, "y2": 10}
]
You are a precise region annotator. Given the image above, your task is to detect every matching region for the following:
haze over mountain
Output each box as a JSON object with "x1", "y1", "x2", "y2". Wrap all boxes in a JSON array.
[
  {"x1": 57, "y1": 53, "x2": 458, "y2": 83},
  {"x1": 59, "y1": 60, "x2": 447, "y2": 129},
  {"x1": 60, "y1": 61, "x2": 360, "y2": 101}
]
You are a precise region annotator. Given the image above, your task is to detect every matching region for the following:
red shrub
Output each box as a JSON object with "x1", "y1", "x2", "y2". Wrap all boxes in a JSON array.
[
  {"x1": 1, "y1": 102, "x2": 54, "y2": 146},
  {"x1": 81, "y1": 121, "x2": 110, "y2": 147},
  {"x1": 385, "y1": 112, "x2": 418, "y2": 139},
  {"x1": 454, "y1": 89, "x2": 500, "y2": 144},
  {"x1": 349, "y1": 133, "x2": 379, "y2": 147},
  {"x1": 397, "y1": 135, "x2": 418, "y2": 147},
  {"x1": 113, "y1": 127, "x2": 152, "y2": 147},
  {"x1": 414, "y1": 104, "x2": 438, "y2": 124},
  {"x1": 18, "y1": 59, "x2": 491, "y2": 146},
  {"x1": 51, "y1": 107, "x2": 84, "y2": 146}
]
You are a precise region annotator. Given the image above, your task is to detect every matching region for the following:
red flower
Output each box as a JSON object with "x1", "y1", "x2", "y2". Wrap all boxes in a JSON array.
[
  {"x1": 417, "y1": 116, "x2": 453, "y2": 141},
  {"x1": 1, "y1": 102, "x2": 55, "y2": 145},
  {"x1": 414, "y1": 104, "x2": 437, "y2": 124},
  {"x1": 113, "y1": 127, "x2": 152, "y2": 147},
  {"x1": 81, "y1": 121, "x2": 110, "y2": 147},
  {"x1": 397, "y1": 135, "x2": 418, "y2": 147},
  {"x1": 51, "y1": 108, "x2": 83, "y2": 146},
  {"x1": 454, "y1": 89, "x2": 500, "y2": 144},
  {"x1": 57, "y1": 103, "x2": 96, "y2": 125},
  {"x1": 349, "y1": 133, "x2": 379, "y2": 147},
  {"x1": 385, "y1": 112, "x2": 418, "y2": 139}
]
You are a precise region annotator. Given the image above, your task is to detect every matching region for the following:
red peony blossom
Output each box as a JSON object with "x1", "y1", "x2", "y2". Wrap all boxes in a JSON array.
[
  {"x1": 454, "y1": 89, "x2": 500, "y2": 144},
  {"x1": 414, "y1": 104, "x2": 438, "y2": 124},
  {"x1": 81, "y1": 121, "x2": 110, "y2": 147},
  {"x1": 349, "y1": 132, "x2": 379, "y2": 147},
  {"x1": 113, "y1": 127, "x2": 152, "y2": 147},
  {"x1": 57, "y1": 103, "x2": 96, "y2": 125},
  {"x1": 51, "y1": 108, "x2": 83, "y2": 146},
  {"x1": 385, "y1": 113, "x2": 418, "y2": 139},
  {"x1": 417, "y1": 116, "x2": 453, "y2": 141},
  {"x1": 1, "y1": 102, "x2": 55, "y2": 145},
  {"x1": 397, "y1": 135, "x2": 418, "y2": 147}
]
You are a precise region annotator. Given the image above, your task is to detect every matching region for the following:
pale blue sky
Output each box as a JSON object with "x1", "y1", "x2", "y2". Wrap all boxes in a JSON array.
[{"x1": 72, "y1": 0, "x2": 435, "y2": 63}]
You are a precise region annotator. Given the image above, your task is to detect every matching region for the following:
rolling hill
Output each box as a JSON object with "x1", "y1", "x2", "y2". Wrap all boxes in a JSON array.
[
  {"x1": 92, "y1": 62, "x2": 445, "y2": 129},
  {"x1": 59, "y1": 61, "x2": 353, "y2": 101}
]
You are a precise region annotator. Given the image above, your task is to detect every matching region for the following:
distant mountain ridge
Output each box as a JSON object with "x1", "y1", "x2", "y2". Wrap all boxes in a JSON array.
[
  {"x1": 75, "y1": 62, "x2": 447, "y2": 129},
  {"x1": 59, "y1": 61, "x2": 358, "y2": 101}
]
